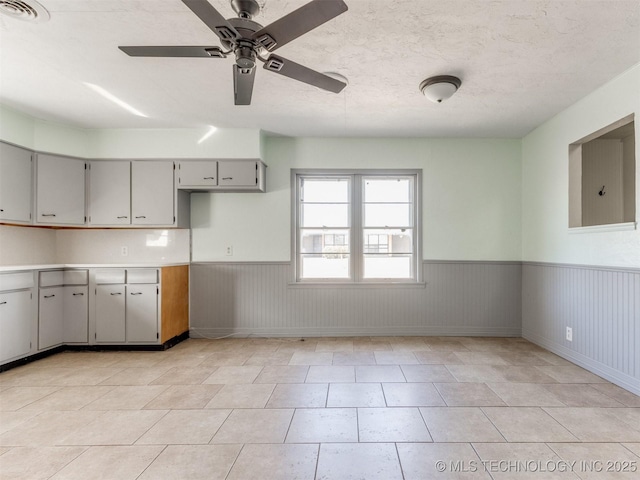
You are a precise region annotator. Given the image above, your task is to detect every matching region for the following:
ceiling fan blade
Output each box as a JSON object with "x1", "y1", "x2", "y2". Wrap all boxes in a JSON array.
[
  {"x1": 119, "y1": 46, "x2": 227, "y2": 58},
  {"x1": 263, "y1": 55, "x2": 346, "y2": 93},
  {"x1": 233, "y1": 65, "x2": 256, "y2": 105},
  {"x1": 251, "y1": 0, "x2": 348, "y2": 52},
  {"x1": 182, "y1": 0, "x2": 240, "y2": 44}
]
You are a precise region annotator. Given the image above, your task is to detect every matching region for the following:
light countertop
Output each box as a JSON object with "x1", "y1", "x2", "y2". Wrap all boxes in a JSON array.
[{"x1": 0, "y1": 263, "x2": 190, "y2": 273}]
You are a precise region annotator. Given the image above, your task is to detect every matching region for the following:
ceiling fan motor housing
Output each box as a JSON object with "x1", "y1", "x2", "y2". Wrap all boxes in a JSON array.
[{"x1": 235, "y1": 43, "x2": 256, "y2": 69}]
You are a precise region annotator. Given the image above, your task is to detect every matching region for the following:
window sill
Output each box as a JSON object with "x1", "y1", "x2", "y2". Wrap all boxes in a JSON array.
[
  {"x1": 569, "y1": 222, "x2": 636, "y2": 234},
  {"x1": 288, "y1": 282, "x2": 427, "y2": 289}
]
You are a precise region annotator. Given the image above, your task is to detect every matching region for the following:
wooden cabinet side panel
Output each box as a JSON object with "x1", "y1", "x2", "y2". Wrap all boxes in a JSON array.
[{"x1": 161, "y1": 265, "x2": 189, "y2": 343}]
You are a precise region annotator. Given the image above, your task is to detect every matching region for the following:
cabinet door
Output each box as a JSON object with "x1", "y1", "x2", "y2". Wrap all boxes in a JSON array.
[
  {"x1": 63, "y1": 286, "x2": 88, "y2": 343},
  {"x1": 38, "y1": 287, "x2": 64, "y2": 350},
  {"x1": 95, "y1": 285, "x2": 126, "y2": 343},
  {"x1": 89, "y1": 162, "x2": 131, "y2": 225},
  {"x1": 126, "y1": 284, "x2": 158, "y2": 343},
  {"x1": 0, "y1": 142, "x2": 32, "y2": 223},
  {"x1": 36, "y1": 154, "x2": 85, "y2": 225},
  {"x1": 0, "y1": 290, "x2": 32, "y2": 363},
  {"x1": 218, "y1": 161, "x2": 257, "y2": 187},
  {"x1": 131, "y1": 161, "x2": 174, "y2": 225},
  {"x1": 178, "y1": 161, "x2": 217, "y2": 188}
]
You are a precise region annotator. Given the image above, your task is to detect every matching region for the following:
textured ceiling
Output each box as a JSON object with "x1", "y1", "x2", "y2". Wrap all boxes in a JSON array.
[{"x1": 0, "y1": 0, "x2": 639, "y2": 137}]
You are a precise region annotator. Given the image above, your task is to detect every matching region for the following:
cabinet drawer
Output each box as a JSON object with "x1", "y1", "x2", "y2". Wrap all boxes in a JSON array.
[
  {"x1": 63, "y1": 270, "x2": 88, "y2": 285},
  {"x1": 39, "y1": 270, "x2": 64, "y2": 287},
  {"x1": 95, "y1": 269, "x2": 126, "y2": 284},
  {"x1": 127, "y1": 269, "x2": 158, "y2": 284},
  {"x1": 0, "y1": 272, "x2": 35, "y2": 291}
]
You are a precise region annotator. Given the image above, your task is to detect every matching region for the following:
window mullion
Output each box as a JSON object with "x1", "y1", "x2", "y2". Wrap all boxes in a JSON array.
[{"x1": 352, "y1": 174, "x2": 362, "y2": 282}]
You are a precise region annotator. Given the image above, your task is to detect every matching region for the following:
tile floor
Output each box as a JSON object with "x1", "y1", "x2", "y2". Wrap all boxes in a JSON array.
[{"x1": 0, "y1": 336, "x2": 639, "y2": 479}]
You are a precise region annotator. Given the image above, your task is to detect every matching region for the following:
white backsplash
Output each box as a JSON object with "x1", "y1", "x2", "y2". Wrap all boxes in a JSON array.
[
  {"x1": 56, "y1": 229, "x2": 190, "y2": 264},
  {"x1": 0, "y1": 225, "x2": 57, "y2": 266}
]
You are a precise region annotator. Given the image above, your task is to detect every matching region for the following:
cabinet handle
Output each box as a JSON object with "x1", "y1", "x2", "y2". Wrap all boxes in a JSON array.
[
  {"x1": 0, "y1": 209, "x2": 4, "y2": 212},
  {"x1": 117, "y1": 216, "x2": 128, "y2": 219},
  {"x1": 41, "y1": 214, "x2": 56, "y2": 217},
  {"x1": 72, "y1": 293, "x2": 84, "y2": 296},
  {"x1": 203, "y1": 177, "x2": 215, "y2": 180},
  {"x1": 44, "y1": 294, "x2": 55, "y2": 298},
  {"x1": 222, "y1": 177, "x2": 233, "y2": 180},
  {"x1": 130, "y1": 292, "x2": 143, "y2": 295},
  {"x1": 0, "y1": 301, "x2": 7, "y2": 305},
  {"x1": 110, "y1": 292, "x2": 122, "y2": 295},
  {"x1": 135, "y1": 216, "x2": 146, "y2": 219}
]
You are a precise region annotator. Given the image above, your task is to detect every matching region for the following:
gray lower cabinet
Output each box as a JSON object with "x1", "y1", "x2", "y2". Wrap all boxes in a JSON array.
[
  {"x1": 38, "y1": 270, "x2": 89, "y2": 350},
  {"x1": 94, "y1": 268, "x2": 159, "y2": 344},
  {"x1": 95, "y1": 284, "x2": 126, "y2": 343},
  {"x1": 38, "y1": 286, "x2": 64, "y2": 350},
  {"x1": 125, "y1": 284, "x2": 158, "y2": 342},
  {"x1": 0, "y1": 290, "x2": 32, "y2": 363},
  {"x1": 63, "y1": 286, "x2": 88, "y2": 344}
]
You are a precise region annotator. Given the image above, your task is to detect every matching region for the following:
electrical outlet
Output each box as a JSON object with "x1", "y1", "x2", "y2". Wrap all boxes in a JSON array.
[
  {"x1": 226, "y1": 246, "x2": 233, "y2": 256},
  {"x1": 121, "y1": 246, "x2": 128, "y2": 257},
  {"x1": 566, "y1": 326, "x2": 573, "y2": 342}
]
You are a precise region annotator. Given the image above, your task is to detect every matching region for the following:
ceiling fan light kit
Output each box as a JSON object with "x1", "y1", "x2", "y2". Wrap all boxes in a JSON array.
[
  {"x1": 420, "y1": 75, "x2": 462, "y2": 103},
  {"x1": 119, "y1": 0, "x2": 348, "y2": 106}
]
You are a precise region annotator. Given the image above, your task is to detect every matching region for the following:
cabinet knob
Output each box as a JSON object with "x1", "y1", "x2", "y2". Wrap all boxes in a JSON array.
[
  {"x1": 0, "y1": 209, "x2": 4, "y2": 212},
  {"x1": 41, "y1": 214, "x2": 56, "y2": 217},
  {"x1": 44, "y1": 294, "x2": 55, "y2": 298}
]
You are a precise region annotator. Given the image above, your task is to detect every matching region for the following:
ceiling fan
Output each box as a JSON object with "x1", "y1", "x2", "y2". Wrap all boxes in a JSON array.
[{"x1": 119, "y1": 0, "x2": 348, "y2": 105}]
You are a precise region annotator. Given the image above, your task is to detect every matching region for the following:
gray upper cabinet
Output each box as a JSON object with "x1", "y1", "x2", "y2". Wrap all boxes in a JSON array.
[
  {"x1": 88, "y1": 161, "x2": 131, "y2": 226},
  {"x1": 177, "y1": 159, "x2": 265, "y2": 192},
  {"x1": 178, "y1": 161, "x2": 217, "y2": 187},
  {"x1": 36, "y1": 154, "x2": 86, "y2": 225},
  {"x1": 132, "y1": 161, "x2": 175, "y2": 225},
  {"x1": 0, "y1": 142, "x2": 33, "y2": 224}
]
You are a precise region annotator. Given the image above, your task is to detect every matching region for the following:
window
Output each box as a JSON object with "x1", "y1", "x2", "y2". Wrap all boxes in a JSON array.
[
  {"x1": 293, "y1": 170, "x2": 421, "y2": 283},
  {"x1": 569, "y1": 115, "x2": 636, "y2": 229}
]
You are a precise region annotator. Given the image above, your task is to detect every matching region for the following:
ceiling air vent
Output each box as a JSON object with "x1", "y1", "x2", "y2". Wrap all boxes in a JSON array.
[{"x1": 0, "y1": 0, "x2": 50, "y2": 22}]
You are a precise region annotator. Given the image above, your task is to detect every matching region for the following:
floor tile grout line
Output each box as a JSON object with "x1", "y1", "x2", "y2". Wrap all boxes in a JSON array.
[
  {"x1": 132, "y1": 443, "x2": 169, "y2": 480},
  {"x1": 394, "y1": 442, "x2": 407, "y2": 480},
  {"x1": 477, "y1": 405, "x2": 508, "y2": 443},
  {"x1": 222, "y1": 443, "x2": 246, "y2": 480}
]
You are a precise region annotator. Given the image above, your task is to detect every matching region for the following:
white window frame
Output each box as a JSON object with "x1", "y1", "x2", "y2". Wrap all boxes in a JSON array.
[{"x1": 291, "y1": 169, "x2": 422, "y2": 285}]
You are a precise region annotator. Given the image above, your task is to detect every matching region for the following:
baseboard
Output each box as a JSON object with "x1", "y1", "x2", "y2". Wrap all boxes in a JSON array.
[
  {"x1": 189, "y1": 326, "x2": 522, "y2": 339},
  {"x1": 0, "y1": 345, "x2": 66, "y2": 373},
  {"x1": 523, "y1": 330, "x2": 640, "y2": 396},
  {"x1": 0, "y1": 332, "x2": 190, "y2": 373}
]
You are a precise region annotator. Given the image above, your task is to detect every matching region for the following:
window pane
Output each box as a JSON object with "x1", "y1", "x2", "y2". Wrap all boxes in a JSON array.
[
  {"x1": 300, "y1": 229, "x2": 350, "y2": 254},
  {"x1": 364, "y1": 178, "x2": 411, "y2": 203},
  {"x1": 301, "y1": 204, "x2": 349, "y2": 228},
  {"x1": 363, "y1": 229, "x2": 413, "y2": 254},
  {"x1": 363, "y1": 203, "x2": 411, "y2": 227},
  {"x1": 300, "y1": 254, "x2": 350, "y2": 279},
  {"x1": 302, "y1": 178, "x2": 349, "y2": 202},
  {"x1": 363, "y1": 255, "x2": 412, "y2": 279}
]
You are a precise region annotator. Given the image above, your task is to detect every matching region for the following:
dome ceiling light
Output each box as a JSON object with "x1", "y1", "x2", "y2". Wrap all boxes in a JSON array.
[{"x1": 419, "y1": 75, "x2": 461, "y2": 103}]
